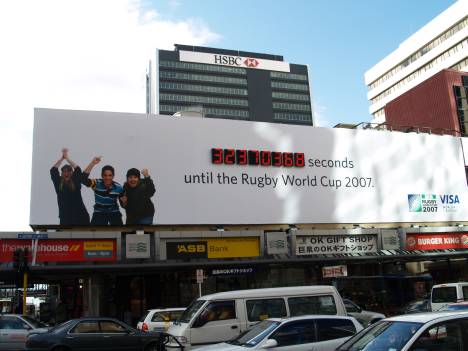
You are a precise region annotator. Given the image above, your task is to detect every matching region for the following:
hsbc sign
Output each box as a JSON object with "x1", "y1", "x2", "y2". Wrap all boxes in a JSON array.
[{"x1": 179, "y1": 51, "x2": 290, "y2": 72}]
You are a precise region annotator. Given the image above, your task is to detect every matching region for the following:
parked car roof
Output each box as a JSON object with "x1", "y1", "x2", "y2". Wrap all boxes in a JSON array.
[
  {"x1": 384, "y1": 311, "x2": 468, "y2": 323},
  {"x1": 267, "y1": 315, "x2": 359, "y2": 323}
]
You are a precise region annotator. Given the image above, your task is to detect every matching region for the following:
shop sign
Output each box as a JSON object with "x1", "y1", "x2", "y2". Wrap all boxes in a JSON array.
[
  {"x1": 0, "y1": 239, "x2": 116, "y2": 262},
  {"x1": 179, "y1": 50, "x2": 291, "y2": 72},
  {"x1": 296, "y1": 235, "x2": 377, "y2": 255},
  {"x1": 406, "y1": 233, "x2": 468, "y2": 250},
  {"x1": 18, "y1": 232, "x2": 48, "y2": 239},
  {"x1": 210, "y1": 267, "x2": 256, "y2": 276},
  {"x1": 381, "y1": 231, "x2": 400, "y2": 250},
  {"x1": 196, "y1": 269, "x2": 204, "y2": 283},
  {"x1": 166, "y1": 237, "x2": 259, "y2": 259},
  {"x1": 322, "y1": 265, "x2": 348, "y2": 278},
  {"x1": 266, "y1": 232, "x2": 288, "y2": 254},
  {"x1": 125, "y1": 234, "x2": 150, "y2": 259}
]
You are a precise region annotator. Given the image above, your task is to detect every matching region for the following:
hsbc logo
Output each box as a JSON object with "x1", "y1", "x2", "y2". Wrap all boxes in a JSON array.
[
  {"x1": 244, "y1": 58, "x2": 259, "y2": 67},
  {"x1": 213, "y1": 54, "x2": 261, "y2": 68}
]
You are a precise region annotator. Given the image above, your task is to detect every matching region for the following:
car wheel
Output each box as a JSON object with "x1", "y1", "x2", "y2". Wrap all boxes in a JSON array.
[{"x1": 144, "y1": 342, "x2": 158, "y2": 351}]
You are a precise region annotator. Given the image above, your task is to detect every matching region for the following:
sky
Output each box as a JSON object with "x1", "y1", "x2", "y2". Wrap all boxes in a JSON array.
[{"x1": 0, "y1": 0, "x2": 458, "y2": 231}]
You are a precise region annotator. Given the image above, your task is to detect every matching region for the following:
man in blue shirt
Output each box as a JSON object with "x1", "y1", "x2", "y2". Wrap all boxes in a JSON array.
[{"x1": 82, "y1": 156, "x2": 124, "y2": 225}]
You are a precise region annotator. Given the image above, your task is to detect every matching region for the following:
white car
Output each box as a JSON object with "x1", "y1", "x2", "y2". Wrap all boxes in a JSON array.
[
  {"x1": 0, "y1": 314, "x2": 48, "y2": 350},
  {"x1": 192, "y1": 315, "x2": 362, "y2": 351},
  {"x1": 336, "y1": 311, "x2": 468, "y2": 351},
  {"x1": 137, "y1": 308, "x2": 185, "y2": 333},
  {"x1": 343, "y1": 299, "x2": 385, "y2": 327}
]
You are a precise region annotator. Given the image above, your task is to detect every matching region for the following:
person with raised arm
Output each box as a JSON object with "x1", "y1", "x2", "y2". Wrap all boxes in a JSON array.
[
  {"x1": 50, "y1": 148, "x2": 90, "y2": 225},
  {"x1": 82, "y1": 156, "x2": 124, "y2": 225},
  {"x1": 121, "y1": 168, "x2": 156, "y2": 225}
]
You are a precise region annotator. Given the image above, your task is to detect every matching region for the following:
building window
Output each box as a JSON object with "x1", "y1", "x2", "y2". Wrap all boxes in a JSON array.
[
  {"x1": 159, "y1": 104, "x2": 249, "y2": 119},
  {"x1": 160, "y1": 71, "x2": 247, "y2": 85},
  {"x1": 270, "y1": 71, "x2": 308, "y2": 81},
  {"x1": 273, "y1": 102, "x2": 311, "y2": 112},
  {"x1": 272, "y1": 91, "x2": 310, "y2": 102},
  {"x1": 454, "y1": 84, "x2": 468, "y2": 136},
  {"x1": 274, "y1": 112, "x2": 312, "y2": 122},
  {"x1": 271, "y1": 81, "x2": 309, "y2": 91},
  {"x1": 160, "y1": 82, "x2": 248, "y2": 96},
  {"x1": 159, "y1": 60, "x2": 246, "y2": 75},
  {"x1": 160, "y1": 93, "x2": 248, "y2": 107}
]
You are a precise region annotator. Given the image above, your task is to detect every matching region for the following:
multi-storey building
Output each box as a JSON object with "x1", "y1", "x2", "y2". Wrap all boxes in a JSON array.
[
  {"x1": 146, "y1": 44, "x2": 314, "y2": 125},
  {"x1": 364, "y1": 0, "x2": 467, "y2": 124}
]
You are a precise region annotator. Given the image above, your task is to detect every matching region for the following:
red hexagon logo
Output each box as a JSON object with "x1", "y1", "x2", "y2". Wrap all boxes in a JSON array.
[{"x1": 244, "y1": 58, "x2": 259, "y2": 68}]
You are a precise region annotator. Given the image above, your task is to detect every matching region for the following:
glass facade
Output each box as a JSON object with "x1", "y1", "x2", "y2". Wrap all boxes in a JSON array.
[
  {"x1": 274, "y1": 112, "x2": 312, "y2": 122},
  {"x1": 160, "y1": 93, "x2": 248, "y2": 107},
  {"x1": 270, "y1": 71, "x2": 308, "y2": 81},
  {"x1": 160, "y1": 104, "x2": 249, "y2": 119},
  {"x1": 160, "y1": 71, "x2": 247, "y2": 85},
  {"x1": 271, "y1": 81, "x2": 309, "y2": 91},
  {"x1": 160, "y1": 82, "x2": 248, "y2": 96},
  {"x1": 160, "y1": 60, "x2": 246, "y2": 75},
  {"x1": 272, "y1": 91, "x2": 310, "y2": 101},
  {"x1": 273, "y1": 102, "x2": 311, "y2": 112}
]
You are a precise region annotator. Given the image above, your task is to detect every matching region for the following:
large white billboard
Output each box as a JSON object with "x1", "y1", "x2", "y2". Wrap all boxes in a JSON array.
[{"x1": 31, "y1": 108, "x2": 468, "y2": 227}]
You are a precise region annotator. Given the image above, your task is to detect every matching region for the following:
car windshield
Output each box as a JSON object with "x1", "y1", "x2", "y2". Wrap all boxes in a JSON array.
[
  {"x1": 227, "y1": 320, "x2": 280, "y2": 347},
  {"x1": 337, "y1": 321, "x2": 422, "y2": 351},
  {"x1": 405, "y1": 300, "x2": 429, "y2": 313},
  {"x1": 22, "y1": 316, "x2": 47, "y2": 328},
  {"x1": 440, "y1": 304, "x2": 468, "y2": 311},
  {"x1": 139, "y1": 310, "x2": 151, "y2": 322},
  {"x1": 178, "y1": 300, "x2": 205, "y2": 323},
  {"x1": 432, "y1": 287, "x2": 457, "y2": 303},
  {"x1": 48, "y1": 319, "x2": 76, "y2": 333}
]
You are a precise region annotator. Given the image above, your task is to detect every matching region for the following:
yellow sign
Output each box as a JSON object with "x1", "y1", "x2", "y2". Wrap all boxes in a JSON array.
[
  {"x1": 206, "y1": 237, "x2": 259, "y2": 259},
  {"x1": 84, "y1": 241, "x2": 114, "y2": 251}
]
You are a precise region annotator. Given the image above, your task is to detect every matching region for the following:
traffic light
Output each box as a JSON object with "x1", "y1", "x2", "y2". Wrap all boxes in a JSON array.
[
  {"x1": 13, "y1": 249, "x2": 21, "y2": 270},
  {"x1": 12, "y1": 248, "x2": 29, "y2": 272}
]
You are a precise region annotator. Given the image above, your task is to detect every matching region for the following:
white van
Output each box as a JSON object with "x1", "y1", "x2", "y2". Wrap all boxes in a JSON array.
[
  {"x1": 167, "y1": 285, "x2": 346, "y2": 350},
  {"x1": 431, "y1": 282, "x2": 468, "y2": 311}
]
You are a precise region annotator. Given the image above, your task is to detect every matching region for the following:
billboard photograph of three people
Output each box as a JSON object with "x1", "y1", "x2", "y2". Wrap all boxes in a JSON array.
[
  {"x1": 31, "y1": 108, "x2": 468, "y2": 227},
  {"x1": 51, "y1": 148, "x2": 155, "y2": 226}
]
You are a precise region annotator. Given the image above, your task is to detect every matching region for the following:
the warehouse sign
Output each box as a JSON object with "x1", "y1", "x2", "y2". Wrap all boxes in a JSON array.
[
  {"x1": 166, "y1": 238, "x2": 260, "y2": 259},
  {"x1": 30, "y1": 109, "x2": 468, "y2": 227},
  {"x1": 179, "y1": 50, "x2": 291, "y2": 72}
]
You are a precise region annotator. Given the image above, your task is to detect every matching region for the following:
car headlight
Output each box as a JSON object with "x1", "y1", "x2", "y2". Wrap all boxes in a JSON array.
[{"x1": 175, "y1": 336, "x2": 188, "y2": 344}]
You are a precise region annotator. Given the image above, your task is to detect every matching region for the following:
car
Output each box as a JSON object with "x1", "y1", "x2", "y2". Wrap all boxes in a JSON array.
[
  {"x1": 137, "y1": 308, "x2": 185, "y2": 332},
  {"x1": 343, "y1": 299, "x2": 385, "y2": 327},
  {"x1": 0, "y1": 314, "x2": 49, "y2": 351},
  {"x1": 430, "y1": 282, "x2": 468, "y2": 311},
  {"x1": 189, "y1": 315, "x2": 362, "y2": 351},
  {"x1": 400, "y1": 298, "x2": 431, "y2": 314},
  {"x1": 439, "y1": 301, "x2": 468, "y2": 312},
  {"x1": 25, "y1": 317, "x2": 165, "y2": 351},
  {"x1": 336, "y1": 311, "x2": 468, "y2": 351}
]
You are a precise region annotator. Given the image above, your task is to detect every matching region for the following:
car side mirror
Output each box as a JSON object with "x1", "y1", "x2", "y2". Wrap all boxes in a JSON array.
[{"x1": 262, "y1": 339, "x2": 278, "y2": 349}]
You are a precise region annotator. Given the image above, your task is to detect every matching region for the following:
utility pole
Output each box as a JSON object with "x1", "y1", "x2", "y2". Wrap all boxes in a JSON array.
[{"x1": 13, "y1": 248, "x2": 29, "y2": 315}]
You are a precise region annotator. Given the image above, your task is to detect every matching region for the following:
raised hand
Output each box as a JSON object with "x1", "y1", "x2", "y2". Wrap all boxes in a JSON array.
[
  {"x1": 142, "y1": 168, "x2": 150, "y2": 178},
  {"x1": 62, "y1": 148, "x2": 69, "y2": 160},
  {"x1": 92, "y1": 156, "x2": 102, "y2": 165}
]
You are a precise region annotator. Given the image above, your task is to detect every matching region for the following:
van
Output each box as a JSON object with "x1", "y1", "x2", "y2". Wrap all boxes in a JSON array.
[
  {"x1": 431, "y1": 282, "x2": 468, "y2": 311},
  {"x1": 167, "y1": 285, "x2": 346, "y2": 350}
]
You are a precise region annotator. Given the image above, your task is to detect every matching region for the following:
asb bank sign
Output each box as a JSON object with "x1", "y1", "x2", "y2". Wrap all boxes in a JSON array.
[
  {"x1": 30, "y1": 109, "x2": 468, "y2": 227},
  {"x1": 179, "y1": 50, "x2": 291, "y2": 72}
]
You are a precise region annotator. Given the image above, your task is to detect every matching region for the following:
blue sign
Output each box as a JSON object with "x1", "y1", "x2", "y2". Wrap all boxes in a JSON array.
[{"x1": 17, "y1": 233, "x2": 48, "y2": 239}]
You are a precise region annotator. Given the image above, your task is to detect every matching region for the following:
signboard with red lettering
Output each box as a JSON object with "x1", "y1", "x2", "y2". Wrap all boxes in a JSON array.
[
  {"x1": 322, "y1": 265, "x2": 348, "y2": 278},
  {"x1": 406, "y1": 233, "x2": 468, "y2": 250},
  {"x1": 0, "y1": 239, "x2": 116, "y2": 262}
]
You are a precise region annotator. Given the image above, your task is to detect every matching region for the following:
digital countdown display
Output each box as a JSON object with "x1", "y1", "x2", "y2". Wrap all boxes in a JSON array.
[{"x1": 211, "y1": 148, "x2": 305, "y2": 167}]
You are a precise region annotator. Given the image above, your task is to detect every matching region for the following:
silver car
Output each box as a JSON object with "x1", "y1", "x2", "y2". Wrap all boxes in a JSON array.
[
  {"x1": 0, "y1": 314, "x2": 48, "y2": 351},
  {"x1": 343, "y1": 299, "x2": 385, "y2": 327}
]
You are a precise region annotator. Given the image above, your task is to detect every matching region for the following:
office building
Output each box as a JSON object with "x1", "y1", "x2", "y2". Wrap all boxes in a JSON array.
[
  {"x1": 364, "y1": 1, "x2": 467, "y2": 124},
  {"x1": 146, "y1": 44, "x2": 314, "y2": 125}
]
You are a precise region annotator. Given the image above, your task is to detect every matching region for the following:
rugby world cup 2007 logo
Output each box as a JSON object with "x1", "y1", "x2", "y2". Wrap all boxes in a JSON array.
[{"x1": 408, "y1": 194, "x2": 422, "y2": 212}]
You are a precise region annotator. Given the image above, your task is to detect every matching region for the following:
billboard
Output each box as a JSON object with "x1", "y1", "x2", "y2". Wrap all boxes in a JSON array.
[
  {"x1": 0, "y1": 239, "x2": 116, "y2": 262},
  {"x1": 406, "y1": 233, "x2": 468, "y2": 250},
  {"x1": 31, "y1": 108, "x2": 468, "y2": 226},
  {"x1": 166, "y1": 238, "x2": 260, "y2": 259}
]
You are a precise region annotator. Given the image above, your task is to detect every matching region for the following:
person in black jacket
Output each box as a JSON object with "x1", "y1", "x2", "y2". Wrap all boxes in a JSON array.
[
  {"x1": 50, "y1": 148, "x2": 90, "y2": 225},
  {"x1": 121, "y1": 168, "x2": 155, "y2": 225}
]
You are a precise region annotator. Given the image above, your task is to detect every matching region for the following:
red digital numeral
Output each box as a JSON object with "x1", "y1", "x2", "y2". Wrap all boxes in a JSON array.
[
  {"x1": 224, "y1": 149, "x2": 235, "y2": 165},
  {"x1": 248, "y1": 150, "x2": 260, "y2": 165},
  {"x1": 212, "y1": 148, "x2": 223, "y2": 164},
  {"x1": 294, "y1": 153, "x2": 305, "y2": 167},
  {"x1": 260, "y1": 151, "x2": 272, "y2": 166},
  {"x1": 272, "y1": 152, "x2": 282, "y2": 167},
  {"x1": 283, "y1": 153, "x2": 294, "y2": 167},
  {"x1": 236, "y1": 150, "x2": 248, "y2": 165}
]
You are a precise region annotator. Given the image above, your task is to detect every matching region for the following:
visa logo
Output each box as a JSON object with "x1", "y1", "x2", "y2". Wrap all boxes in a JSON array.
[{"x1": 439, "y1": 194, "x2": 460, "y2": 204}]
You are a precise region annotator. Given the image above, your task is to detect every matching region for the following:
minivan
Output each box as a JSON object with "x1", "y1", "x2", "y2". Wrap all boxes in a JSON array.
[
  {"x1": 431, "y1": 282, "x2": 468, "y2": 311},
  {"x1": 167, "y1": 285, "x2": 346, "y2": 350}
]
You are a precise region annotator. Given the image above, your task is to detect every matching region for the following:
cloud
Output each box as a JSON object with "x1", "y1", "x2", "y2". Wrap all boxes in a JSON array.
[
  {"x1": 0, "y1": 0, "x2": 219, "y2": 231},
  {"x1": 312, "y1": 101, "x2": 332, "y2": 128}
]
